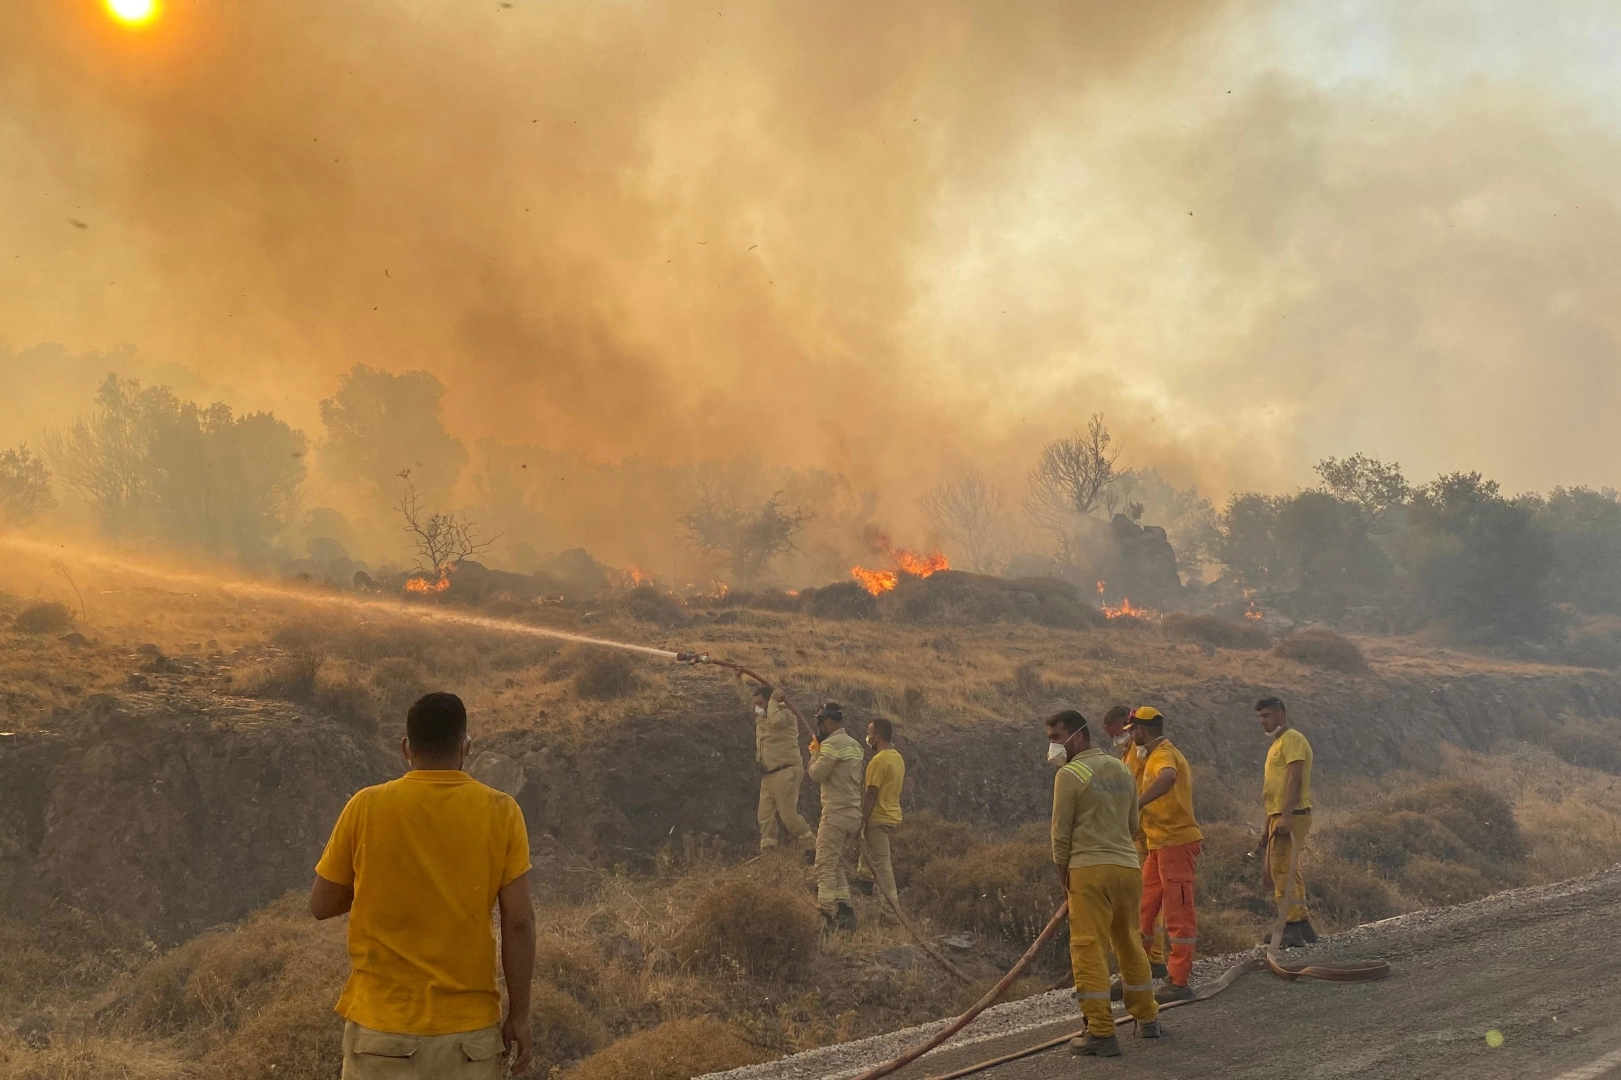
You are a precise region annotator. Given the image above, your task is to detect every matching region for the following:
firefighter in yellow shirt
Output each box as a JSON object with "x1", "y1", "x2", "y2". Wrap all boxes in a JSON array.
[
  {"x1": 1257, "y1": 696, "x2": 1317, "y2": 947},
  {"x1": 1114, "y1": 704, "x2": 1167, "y2": 985},
  {"x1": 1048, "y1": 709, "x2": 1160, "y2": 1057},
  {"x1": 857, "y1": 716, "x2": 904, "y2": 903},
  {"x1": 1125, "y1": 706, "x2": 1202, "y2": 1003}
]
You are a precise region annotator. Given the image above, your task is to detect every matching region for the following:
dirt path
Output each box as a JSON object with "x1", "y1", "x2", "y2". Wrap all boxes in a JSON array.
[{"x1": 706, "y1": 867, "x2": 1621, "y2": 1080}]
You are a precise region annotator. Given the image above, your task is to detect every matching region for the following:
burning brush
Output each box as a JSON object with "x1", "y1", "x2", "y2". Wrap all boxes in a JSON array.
[{"x1": 850, "y1": 536, "x2": 949, "y2": 596}]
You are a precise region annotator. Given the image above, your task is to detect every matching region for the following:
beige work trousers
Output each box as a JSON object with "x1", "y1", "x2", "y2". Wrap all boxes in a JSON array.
[
  {"x1": 857, "y1": 822, "x2": 898, "y2": 902},
  {"x1": 1268, "y1": 811, "x2": 1312, "y2": 922},
  {"x1": 758, "y1": 765, "x2": 814, "y2": 851},
  {"x1": 815, "y1": 807, "x2": 862, "y2": 911},
  {"x1": 341, "y1": 1021, "x2": 504, "y2": 1079}
]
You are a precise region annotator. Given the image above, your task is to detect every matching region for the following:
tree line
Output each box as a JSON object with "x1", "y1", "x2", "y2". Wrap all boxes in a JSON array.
[{"x1": 3, "y1": 369, "x2": 1618, "y2": 644}]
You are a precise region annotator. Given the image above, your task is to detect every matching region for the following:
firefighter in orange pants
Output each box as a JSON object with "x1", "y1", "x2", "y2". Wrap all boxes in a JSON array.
[
  {"x1": 1048, "y1": 709, "x2": 1160, "y2": 1057},
  {"x1": 1126, "y1": 706, "x2": 1203, "y2": 1004}
]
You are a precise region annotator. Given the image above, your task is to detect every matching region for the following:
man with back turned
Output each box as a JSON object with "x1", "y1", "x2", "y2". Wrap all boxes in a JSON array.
[{"x1": 311, "y1": 692, "x2": 535, "y2": 1078}]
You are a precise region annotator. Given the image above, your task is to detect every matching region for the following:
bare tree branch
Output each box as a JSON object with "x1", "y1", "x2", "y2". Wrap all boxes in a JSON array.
[
  {"x1": 395, "y1": 470, "x2": 498, "y2": 577},
  {"x1": 1023, "y1": 412, "x2": 1124, "y2": 561},
  {"x1": 918, "y1": 468, "x2": 1007, "y2": 573}
]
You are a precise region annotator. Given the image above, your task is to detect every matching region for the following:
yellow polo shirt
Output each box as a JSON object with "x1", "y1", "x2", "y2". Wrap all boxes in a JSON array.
[
  {"x1": 316, "y1": 770, "x2": 531, "y2": 1035},
  {"x1": 864, "y1": 747, "x2": 905, "y2": 826},
  {"x1": 1263, "y1": 727, "x2": 1314, "y2": 816},
  {"x1": 1136, "y1": 739, "x2": 1202, "y2": 850}
]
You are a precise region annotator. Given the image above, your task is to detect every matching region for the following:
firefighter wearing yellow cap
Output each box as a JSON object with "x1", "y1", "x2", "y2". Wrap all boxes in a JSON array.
[
  {"x1": 1107, "y1": 705, "x2": 1166, "y2": 987},
  {"x1": 1047, "y1": 709, "x2": 1160, "y2": 1057},
  {"x1": 1125, "y1": 706, "x2": 1203, "y2": 1003}
]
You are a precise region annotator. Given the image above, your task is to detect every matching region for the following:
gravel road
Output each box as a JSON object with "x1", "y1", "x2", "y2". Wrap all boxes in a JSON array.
[{"x1": 704, "y1": 866, "x2": 1621, "y2": 1080}]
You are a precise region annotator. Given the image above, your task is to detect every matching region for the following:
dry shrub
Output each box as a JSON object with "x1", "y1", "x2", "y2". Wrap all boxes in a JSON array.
[
  {"x1": 623, "y1": 585, "x2": 688, "y2": 627},
  {"x1": 1546, "y1": 716, "x2": 1621, "y2": 775},
  {"x1": 12, "y1": 601, "x2": 73, "y2": 635},
  {"x1": 1516, "y1": 797, "x2": 1621, "y2": 882},
  {"x1": 370, "y1": 655, "x2": 429, "y2": 719},
  {"x1": 1398, "y1": 856, "x2": 1493, "y2": 907},
  {"x1": 564, "y1": 1017, "x2": 769, "y2": 1080},
  {"x1": 198, "y1": 964, "x2": 345, "y2": 1080},
  {"x1": 1194, "y1": 822, "x2": 1274, "y2": 918},
  {"x1": 799, "y1": 582, "x2": 877, "y2": 620},
  {"x1": 0, "y1": 1033, "x2": 184, "y2": 1080},
  {"x1": 1190, "y1": 766, "x2": 1240, "y2": 823},
  {"x1": 563, "y1": 649, "x2": 639, "y2": 700},
  {"x1": 243, "y1": 651, "x2": 318, "y2": 702},
  {"x1": 1388, "y1": 780, "x2": 1527, "y2": 869},
  {"x1": 527, "y1": 983, "x2": 610, "y2": 1076},
  {"x1": 534, "y1": 935, "x2": 605, "y2": 1005},
  {"x1": 1305, "y1": 854, "x2": 1399, "y2": 929},
  {"x1": 121, "y1": 896, "x2": 346, "y2": 1043},
  {"x1": 748, "y1": 589, "x2": 801, "y2": 613},
  {"x1": 890, "y1": 810, "x2": 982, "y2": 889},
  {"x1": 1271, "y1": 628, "x2": 1369, "y2": 672},
  {"x1": 671, "y1": 881, "x2": 820, "y2": 982},
  {"x1": 0, "y1": 909, "x2": 152, "y2": 1009},
  {"x1": 909, "y1": 837, "x2": 1063, "y2": 945},
  {"x1": 1195, "y1": 907, "x2": 1264, "y2": 956},
  {"x1": 1163, "y1": 613, "x2": 1269, "y2": 650},
  {"x1": 1328, "y1": 810, "x2": 1472, "y2": 876}
]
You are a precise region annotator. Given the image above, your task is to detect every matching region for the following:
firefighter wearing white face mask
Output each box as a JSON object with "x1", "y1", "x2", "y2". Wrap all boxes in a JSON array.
[{"x1": 737, "y1": 675, "x2": 814, "y2": 854}]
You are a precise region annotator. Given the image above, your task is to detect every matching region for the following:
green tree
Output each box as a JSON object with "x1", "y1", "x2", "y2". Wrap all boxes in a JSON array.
[
  {"x1": 1524, "y1": 486, "x2": 1621, "y2": 615},
  {"x1": 1409, "y1": 472, "x2": 1553, "y2": 641},
  {"x1": 45, "y1": 373, "x2": 306, "y2": 557},
  {"x1": 319, "y1": 365, "x2": 468, "y2": 503},
  {"x1": 0, "y1": 444, "x2": 55, "y2": 525},
  {"x1": 681, "y1": 488, "x2": 808, "y2": 589}
]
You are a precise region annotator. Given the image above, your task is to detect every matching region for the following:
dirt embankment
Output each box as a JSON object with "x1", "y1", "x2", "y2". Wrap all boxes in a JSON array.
[
  {"x1": 2, "y1": 668, "x2": 1618, "y2": 943},
  {"x1": 0, "y1": 692, "x2": 393, "y2": 945}
]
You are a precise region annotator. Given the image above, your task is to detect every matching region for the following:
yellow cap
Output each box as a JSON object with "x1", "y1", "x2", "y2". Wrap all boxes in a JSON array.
[{"x1": 1126, "y1": 706, "x2": 1163, "y2": 726}]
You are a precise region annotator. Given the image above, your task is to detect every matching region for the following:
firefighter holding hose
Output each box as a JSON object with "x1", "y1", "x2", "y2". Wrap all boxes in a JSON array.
[
  {"x1": 1047, "y1": 709, "x2": 1160, "y2": 1057},
  {"x1": 736, "y1": 674, "x2": 816, "y2": 857}
]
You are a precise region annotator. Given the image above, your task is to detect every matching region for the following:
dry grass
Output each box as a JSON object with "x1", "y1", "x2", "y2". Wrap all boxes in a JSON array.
[
  {"x1": 0, "y1": 1034, "x2": 186, "y2": 1080},
  {"x1": 1163, "y1": 613, "x2": 1270, "y2": 650},
  {"x1": 670, "y1": 881, "x2": 821, "y2": 982},
  {"x1": 564, "y1": 1017, "x2": 770, "y2": 1080},
  {"x1": 1272, "y1": 628, "x2": 1369, "y2": 672}
]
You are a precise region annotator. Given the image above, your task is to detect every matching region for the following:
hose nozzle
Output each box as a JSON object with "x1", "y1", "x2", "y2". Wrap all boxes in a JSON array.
[{"x1": 675, "y1": 651, "x2": 711, "y2": 664}]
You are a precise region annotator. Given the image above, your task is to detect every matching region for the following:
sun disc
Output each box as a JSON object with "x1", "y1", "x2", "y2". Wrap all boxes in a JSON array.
[{"x1": 105, "y1": 0, "x2": 159, "y2": 27}]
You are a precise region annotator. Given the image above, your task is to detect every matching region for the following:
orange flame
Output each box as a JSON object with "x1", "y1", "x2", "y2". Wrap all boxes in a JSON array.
[
  {"x1": 1103, "y1": 596, "x2": 1159, "y2": 619},
  {"x1": 404, "y1": 575, "x2": 451, "y2": 594},
  {"x1": 850, "y1": 544, "x2": 949, "y2": 596},
  {"x1": 625, "y1": 565, "x2": 652, "y2": 586},
  {"x1": 1244, "y1": 601, "x2": 1264, "y2": 620}
]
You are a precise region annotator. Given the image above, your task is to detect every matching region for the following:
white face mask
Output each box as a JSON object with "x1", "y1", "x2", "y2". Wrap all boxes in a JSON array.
[
  {"x1": 1136, "y1": 744, "x2": 1149, "y2": 760},
  {"x1": 754, "y1": 705, "x2": 766, "y2": 717},
  {"x1": 1111, "y1": 733, "x2": 1131, "y2": 749},
  {"x1": 1046, "y1": 741, "x2": 1068, "y2": 767}
]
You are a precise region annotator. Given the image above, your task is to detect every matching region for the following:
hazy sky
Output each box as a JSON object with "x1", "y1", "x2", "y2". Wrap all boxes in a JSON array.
[{"x1": 3, "y1": 0, "x2": 1619, "y2": 517}]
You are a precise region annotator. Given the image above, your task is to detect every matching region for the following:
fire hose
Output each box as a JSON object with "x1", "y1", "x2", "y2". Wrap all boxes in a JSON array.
[
  {"x1": 676, "y1": 652, "x2": 1390, "y2": 1080},
  {"x1": 676, "y1": 653, "x2": 973, "y2": 985}
]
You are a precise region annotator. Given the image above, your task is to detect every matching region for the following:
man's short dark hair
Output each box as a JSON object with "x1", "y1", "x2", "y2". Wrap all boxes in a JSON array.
[
  {"x1": 816, "y1": 702, "x2": 843, "y2": 723},
  {"x1": 1255, "y1": 696, "x2": 1286, "y2": 713},
  {"x1": 1102, "y1": 705, "x2": 1130, "y2": 725},
  {"x1": 871, "y1": 716, "x2": 894, "y2": 742},
  {"x1": 1047, "y1": 709, "x2": 1089, "y2": 735},
  {"x1": 751, "y1": 683, "x2": 772, "y2": 703},
  {"x1": 407, "y1": 692, "x2": 468, "y2": 754}
]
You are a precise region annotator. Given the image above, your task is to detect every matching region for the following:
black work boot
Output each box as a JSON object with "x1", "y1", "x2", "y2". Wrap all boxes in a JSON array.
[
  {"x1": 1109, "y1": 976, "x2": 1124, "y2": 1001},
  {"x1": 835, "y1": 901, "x2": 858, "y2": 932},
  {"x1": 1150, "y1": 962, "x2": 1169, "y2": 981},
  {"x1": 854, "y1": 878, "x2": 874, "y2": 896},
  {"x1": 1280, "y1": 921, "x2": 1311, "y2": 948},
  {"x1": 1298, "y1": 918, "x2": 1319, "y2": 943},
  {"x1": 1138, "y1": 1018, "x2": 1163, "y2": 1038},
  {"x1": 1069, "y1": 1033, "x2": 1122, "y2": 1057},
  {"x1": 1155, "y1": 982, "x2": 1194, "y2": 1004}
]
